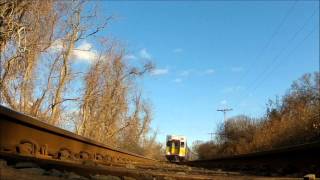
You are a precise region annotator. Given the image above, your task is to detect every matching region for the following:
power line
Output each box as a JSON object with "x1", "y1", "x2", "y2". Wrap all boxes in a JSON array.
[
  {"x1": 236, "y1": 0, "x2": 298, "y2": 86},
  {"x1": 217, "y1": 108, "x2": 233, "y2": 122},
  {"x1": 234, "y1": 19, "x2": 318, "y2": 112},
  {"x1": 230, "y1": 0, "x2": 299, "y2": 113},
  {"x1": 247, "y1": 8, "x2": 318, "y2": 93},
  {"x1": 251, "y1": 24, "x2": 318, "y2": 93},
  {"x1": 233, "y1": 7, "x2": 319, "y2": 112}
]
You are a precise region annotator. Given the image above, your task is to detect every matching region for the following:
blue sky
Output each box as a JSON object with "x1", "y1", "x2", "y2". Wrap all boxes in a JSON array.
[{"x1": 78, "y1": 1, "x2": 319, "y2": 145}]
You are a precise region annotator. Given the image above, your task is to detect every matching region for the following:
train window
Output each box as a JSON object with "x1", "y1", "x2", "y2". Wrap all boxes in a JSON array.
[
  {"x1": 181, "y1": 142, "x2": 185, "y2": 147},
  {"x1": 174, "y1": 141, "x2": 180, "y2": 147},
  {"x1": 166, "y1": 141, "x2": 171, "y2": 146}
]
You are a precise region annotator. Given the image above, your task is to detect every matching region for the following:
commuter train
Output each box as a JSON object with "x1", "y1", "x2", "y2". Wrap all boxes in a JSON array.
[{"x1": 165, "y1": 135, "x2": 189, "y2": 162}]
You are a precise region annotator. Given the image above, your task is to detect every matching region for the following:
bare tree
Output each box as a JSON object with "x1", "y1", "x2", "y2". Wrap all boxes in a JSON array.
[
  {"x1": 1, "y1": 0, "x2": 110, "y2": 125},
  {"x1": 76, "y1": 43, "x2": 154, "y2": 148},
  {"x1": 0, "y1": 0, "x2": 58, "y2": 112},
  {"x1": 1, "y1": 0, "x2": 162, "y2": 158}
]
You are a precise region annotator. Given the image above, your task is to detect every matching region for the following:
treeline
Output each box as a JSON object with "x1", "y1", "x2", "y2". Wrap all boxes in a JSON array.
[
  {"x1": 196, "y1": 72, "x2": 320, "y2": 159},
  {"x1": 0, "y1": 0, "x2": 163, "y2": 159}
]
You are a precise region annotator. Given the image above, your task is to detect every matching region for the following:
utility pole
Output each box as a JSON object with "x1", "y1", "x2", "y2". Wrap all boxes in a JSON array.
[{"x1": 217, "y1": 108, "x2": 233, "y2": 121}]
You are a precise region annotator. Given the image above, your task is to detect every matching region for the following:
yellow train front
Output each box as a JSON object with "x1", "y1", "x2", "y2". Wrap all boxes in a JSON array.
[{"x1": 165, "y1": 135, "x2": 188, "y2": 162}]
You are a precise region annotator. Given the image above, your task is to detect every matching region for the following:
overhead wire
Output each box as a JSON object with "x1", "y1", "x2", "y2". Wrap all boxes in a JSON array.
[
  {"x1": 235, "y1": 0, "x2": 299, "y2": 86},
  {"x1": 227, "y1": 0, "x2": 298, "y2": 113},
  {"x1": 235, "y1": 25, "x2": 317, "y2": 114},
  {"x1": 250, "y1": 21, "x2": 318, "y2": 93},
  {"x1": 229, "y1": 0, "x2": 298, "y2": 113},
  {"x1": 233, "y1": 6, "x2": 319, "y2": 113},
  {"x1": 247, "y1": 8, "x2": 318, "y2": 92}
]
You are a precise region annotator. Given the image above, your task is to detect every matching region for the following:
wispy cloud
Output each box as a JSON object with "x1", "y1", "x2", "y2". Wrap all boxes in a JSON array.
[
  {"x1": 220, "y1": 100, "x2": 228, "y2": 105},
  {"x1": 231, "y1": 66, "x2": 244, "y2": 72},
  {"x1": 222, "y1": 86, "x2": 244, "y2": 93},
  {"x1": 204, "y1": 69, "x2": 215, "y2": 75},
  {"x1": 124, "y1": 48, "x2": 152, "y2": 60},
  {"x1": 173, "y1": 48, "x2": 183, "y2": 53},
  {"x1": 173, "y1": 78, "x2": 182, "y2": 83},
  {"x1": 218, "y1": 100, "x2": 232, "y2": 110},
  {"x1": 72, "y1": 41, "x2": 98, "y2": 62},
  {"x1": 50, "y1": 40, "x2": 98, "y2": 63},
  {"x1": 151, "y1": 68, "x2": 169, "y2": 76},
  {"x1": 179, "y1": 70, "x2": 192, "y2": 77},
  {"x1": 139, "y1": 48, "x2": 152, "y2": 59},
  {"x1": 176, "y1": 68, "x2": 215, "y2": 79},
  {"x1": 124, "y1": 54, "x2": 137, "y2": 60}
]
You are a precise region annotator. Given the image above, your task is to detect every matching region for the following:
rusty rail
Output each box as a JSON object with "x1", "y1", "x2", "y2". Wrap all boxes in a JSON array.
[
  {"x1": 183, "y1": 141, "x2": 320, "y2": 176},
  {"x1": 0, "y1": 105, "x2": 156, "y2": 165}
]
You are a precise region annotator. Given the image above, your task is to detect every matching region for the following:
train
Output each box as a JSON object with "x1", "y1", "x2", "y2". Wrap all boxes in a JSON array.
[{"x1": 165, "y1": 135, "x2": 189, "y2": 162}]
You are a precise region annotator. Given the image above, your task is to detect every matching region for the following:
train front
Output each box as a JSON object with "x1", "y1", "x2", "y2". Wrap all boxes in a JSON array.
[{"x1": 165, "y1": 135, "x2": 187, "y2": 162}]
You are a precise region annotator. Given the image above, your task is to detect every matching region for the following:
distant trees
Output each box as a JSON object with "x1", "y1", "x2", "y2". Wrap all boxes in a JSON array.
[
  {"x1": 196, "y1": 72, "x2": 320, "y2": 159},
  {"x1": 249, "y1": 72, "x2": 320, "y2": 150},
  {"x1": 216, "y1": 115, "x2": 259, "y2": 155},
  {"x1": 0, "y1": 0, "x2": 162, "y2": 159}
]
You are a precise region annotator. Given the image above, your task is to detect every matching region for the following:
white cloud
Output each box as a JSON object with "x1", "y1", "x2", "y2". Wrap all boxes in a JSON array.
[
  {"x1": 139, "y1": 48, "x2": 152, "y2": 59},
  {"x1": 49, "y1": 40, "x2": 97, "y2": 63},
  {"x1": 204, "y1": 69, "x2": 215, "y2": 75},
  {"x1": 124, "y1": 54, "x2": 137, "y2": 60},
  {"x1": 173, "y1": 78, "x2": 182, "y2": 83},
  {"x1": 178, "y1": 68, "x2": 214, "y2": 77},
  {"x1": 220, "y1": 100, "x2": 228, "y2": 105},
  {"x1": 150, "y1": 68, "x2": 169, "y2": 76},
  {"x1": 222, "y1": 86, "x2": 244, "y2": 93},
  {"x1": 231, "y1": 67, "x2": 244, "y2": 72},
  {"x1": 218, "y1": 100, "x2": 234, "y2": 110},
  {"x1": 179, "y1": 70, "x2": 192, "y2": 77},
  {"x1": 173, "y1": 48, "x2": 183, "y2": 53},
  {"x1": 72, "y1": 41, "x2": 97, "y2": 62}
]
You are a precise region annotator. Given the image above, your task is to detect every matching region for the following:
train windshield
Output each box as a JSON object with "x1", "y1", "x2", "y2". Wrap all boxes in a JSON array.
[
  {"x1": 166, "y1": 140, "x2": 180, "y2": 148},
  {"x1": 181, "y1": 142, "x2": 185, "y2": 147}
]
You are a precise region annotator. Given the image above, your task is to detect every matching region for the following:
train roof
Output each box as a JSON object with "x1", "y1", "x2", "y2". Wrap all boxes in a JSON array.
[{"x1": 166, "y1": 135, "x2": 186, "y2": 141}]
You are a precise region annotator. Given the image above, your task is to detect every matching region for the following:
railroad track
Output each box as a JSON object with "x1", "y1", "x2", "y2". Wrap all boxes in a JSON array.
[
  {"x1": 0, "y1": 105, "x2": 318, "y2": 179},
  {"x1": 0, "y1": 105, "x2": 253, "y2": 179},
  {"x1": 0, "y1": 105, "x2": 156, "y2": 166},
  {"x1": 182, "y1": 140, "x2": 320, "y2": 177}
]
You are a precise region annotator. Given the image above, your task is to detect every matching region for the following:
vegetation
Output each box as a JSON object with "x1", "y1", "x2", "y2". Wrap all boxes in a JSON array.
[
  {"x1": 196, "y1": 72, "x2": 320, "y2": 159},
  {"x1": 1, "y1": 0, "x2": 318, "y2": 161},
  {"x1": 0, "y1": 0, "x2": 163, "y2": 159}
]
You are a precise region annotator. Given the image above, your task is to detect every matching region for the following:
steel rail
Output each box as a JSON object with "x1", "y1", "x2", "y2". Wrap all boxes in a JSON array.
[
  {"x1": 0, "y1": 105, "x2": 156, "y2": 165},
  {"x1": 182, "y1": 141, "x2": 320, "y2": 176}
]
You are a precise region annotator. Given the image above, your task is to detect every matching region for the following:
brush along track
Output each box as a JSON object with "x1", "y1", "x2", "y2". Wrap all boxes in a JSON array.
[{"x1": 182, "y1": 141, "x2": 320, "y2": 177}]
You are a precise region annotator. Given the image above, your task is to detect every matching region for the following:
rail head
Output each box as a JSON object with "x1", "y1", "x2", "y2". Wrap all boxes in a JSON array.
[
  {"x1": 0, "y1": 105, "x2": 156, "y2": 162},
  {"x1": 185, "y1": 140, "x2": 320, "y2": 164}
]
